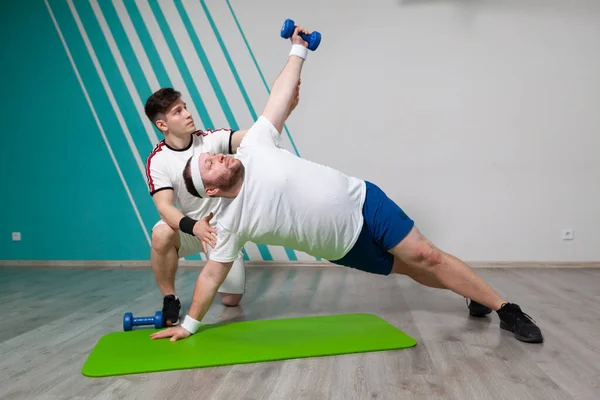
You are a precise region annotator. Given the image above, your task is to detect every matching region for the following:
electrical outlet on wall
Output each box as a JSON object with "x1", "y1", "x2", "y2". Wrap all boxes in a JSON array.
[
  {"x1": 12, "y1": 232, "x2": 21, "y2": 241},
  {"x1": 562, "y1": 228, "x2": 574, "y2": 241}
]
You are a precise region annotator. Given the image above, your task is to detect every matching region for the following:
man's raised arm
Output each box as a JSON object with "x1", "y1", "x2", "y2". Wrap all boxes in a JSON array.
[
  {"x1": 261, "y1": 26, "x2": 311, "y2": 134},
  {"x1": 229, "y1": 79, "x2": 301, "y2": 153}
]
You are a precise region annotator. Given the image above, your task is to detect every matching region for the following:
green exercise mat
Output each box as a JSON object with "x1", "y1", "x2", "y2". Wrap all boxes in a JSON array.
[{"x1": 81, "y1": 313, "x2": 416, "y2": 377}]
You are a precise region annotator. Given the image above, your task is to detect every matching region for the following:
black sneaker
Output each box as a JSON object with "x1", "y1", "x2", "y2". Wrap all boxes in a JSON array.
[
  {"x1": 467, "y1": 299, "x2": 492, "y2": 317},
  {"x1": 162, "y1": 294, "x2": 181, "y2": 326},
  {"x1": 497, "y1": 303, "x2": 544, "y2": 343}
]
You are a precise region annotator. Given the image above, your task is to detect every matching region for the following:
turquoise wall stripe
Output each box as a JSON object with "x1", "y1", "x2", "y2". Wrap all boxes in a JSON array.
[
  {"x1": 256, "y1": 245, "x2": 274, "y2": 262},
  {"x1": 0, "y1": 0, "x2": 148, "y2": 259},
  {"x1": 68, "y1": 0, "x2": 158, "y2": 235},
  {"x1": 198, "y1": 0, "x2": 258, "y2": 120},
  {"x1": 73, "y1": 0, "x2": 153, "y2": 152},
  {"x1": 97, "y1": 0, "x2": 153, "y2": 101},
  {"x1": 46, "y1": 0, "x2": 154, "y2": 245},
  {"x1": 174, "y1": 0, "x2": 237, "y2": 128},
  {"x1": 177, "y1": 1, "x2": 274, "y2": 261},
  {"x1": 123, "y1": 0, "x2": 172, "y2": 88},
  {"x1": 46, "y1": 1, "x2": 156, "y2": 250},
  {"x1": 225, "y1": 0, "x2": 301, "y2": 158},
  {"x1": 148, "y1": 0, "x2": 213, "y2": 128},
  {"x1": 284, "y1": 248, "x2": 298, "y2": 261},
  {"x1": 225, "y1": 0, "x2": 271, "y2": 112}
]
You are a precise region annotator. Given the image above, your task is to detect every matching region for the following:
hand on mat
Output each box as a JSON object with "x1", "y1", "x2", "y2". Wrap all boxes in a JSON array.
[
  {"x1": 150, "y1": 326, "x2": 191, "y2": 342},
  {"x1": 193, "y1": 212, "x2": 217, "y2": 253}
]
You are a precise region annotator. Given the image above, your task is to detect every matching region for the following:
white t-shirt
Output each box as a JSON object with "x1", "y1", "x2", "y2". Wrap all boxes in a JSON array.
[
  {"x1": 145, "y1": 129, "x2": 233, "y2": 221},
  {"x1": 209, "y1": 116, "x2": 367, "y2": 263}
]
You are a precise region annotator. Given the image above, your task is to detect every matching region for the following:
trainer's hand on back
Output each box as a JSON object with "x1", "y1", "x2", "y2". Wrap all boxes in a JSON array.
[
  {"x1": 290, "y1": 26, "x2": 309, "y2": 48},
  {"x1": 193, "y1": 212, "x2": 217, "y2": 253},
  {"x1": 151, "y1": 326, "x2": 191, "y2": 342}
]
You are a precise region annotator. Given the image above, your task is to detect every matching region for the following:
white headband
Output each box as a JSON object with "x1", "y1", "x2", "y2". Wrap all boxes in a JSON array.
[{"x1": 190, "y1": 154, "x2": 205, "y2": 196}]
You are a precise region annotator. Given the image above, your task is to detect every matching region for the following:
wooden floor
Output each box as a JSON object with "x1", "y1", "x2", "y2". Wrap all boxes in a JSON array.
[{"x1": 1, "y1": 265, "x2": 599, "y2": 400}]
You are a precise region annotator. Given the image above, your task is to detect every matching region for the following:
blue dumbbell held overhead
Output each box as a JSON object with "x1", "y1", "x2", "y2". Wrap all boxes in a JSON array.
[
  {"x1": 123, "y1": 311, "x2": 164, "y2": 331},
  {"x1": 280, "y1": 19, "x2": 321, "y2": 51}
]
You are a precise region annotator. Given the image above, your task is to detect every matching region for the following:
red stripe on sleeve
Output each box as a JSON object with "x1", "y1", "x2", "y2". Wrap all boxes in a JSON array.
[{"x1": 145, "y1": 141, "x2": 166, "y2": 192}]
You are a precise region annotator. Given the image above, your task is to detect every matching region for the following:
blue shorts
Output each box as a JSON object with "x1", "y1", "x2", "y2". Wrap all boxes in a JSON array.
[{"x1": 329, "y1": 181, "x2": 414, "y2": 275}]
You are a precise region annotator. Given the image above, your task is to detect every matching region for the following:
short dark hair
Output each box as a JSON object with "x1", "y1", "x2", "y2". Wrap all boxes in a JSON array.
[
  {"x1": 144, "y1": 88, "x2": 181, "y2": 125},
  {"x1": 183, "y1": 157, "x2": 203, "y2": 198}
]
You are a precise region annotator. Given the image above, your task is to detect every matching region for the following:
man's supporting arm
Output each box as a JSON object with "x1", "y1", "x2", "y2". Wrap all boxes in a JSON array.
[
  {"x1": 150, "y1": 259, "x2": 233, "y2": 341},
  {"x1": 186, "y1": 260, "x2": 233, "y2": 322}
]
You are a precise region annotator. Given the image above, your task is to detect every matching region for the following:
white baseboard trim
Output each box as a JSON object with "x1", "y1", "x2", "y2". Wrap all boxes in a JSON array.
[{"x1": 0, "y1": 260, "x2": 599, "y2": 268}]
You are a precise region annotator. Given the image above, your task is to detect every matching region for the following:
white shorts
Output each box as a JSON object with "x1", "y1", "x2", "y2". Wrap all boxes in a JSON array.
[{"x1": 153, "y1": 220, "x2": 246, "y2": 294}]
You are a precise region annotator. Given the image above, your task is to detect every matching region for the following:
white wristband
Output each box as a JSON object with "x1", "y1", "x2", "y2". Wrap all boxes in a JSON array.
[
  {"x1": 289, "y1": 44, "x2": 308, "y2": 60},
  {"x1": 181, "y1": 315, "x2": 201, "y2": 334}
]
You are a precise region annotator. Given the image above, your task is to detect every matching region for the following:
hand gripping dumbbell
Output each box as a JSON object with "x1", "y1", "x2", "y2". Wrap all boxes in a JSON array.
[
  {"x1": 123, "y1": 311, "x2": 164, "y2": 331},
  {"x1": 280, "y1": 19, "x2": 321, "y2": 51}
]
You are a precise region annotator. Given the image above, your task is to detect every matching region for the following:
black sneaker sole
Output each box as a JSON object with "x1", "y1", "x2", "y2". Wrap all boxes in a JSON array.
[
  {"x1": 469, "y1": 309, "x2": 492, "y2": 318},
  {"x1": 500, "y1": 321, "x2": 544, "y2": 343},
  {"x1": 468, "y1": 302, "x2": 492, "y2": 317}
]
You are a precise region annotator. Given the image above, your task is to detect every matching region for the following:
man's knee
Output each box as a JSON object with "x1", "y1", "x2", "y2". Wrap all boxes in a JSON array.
[
  {"x1": 410, "y1": 241, "x2": 444, "y2": 269},
  {"x1": 151, "y1": 224, "x2": 178, "y2": 252},
  {"x1": 219, "y1": 293, "x2": 243, "y2": 307}
]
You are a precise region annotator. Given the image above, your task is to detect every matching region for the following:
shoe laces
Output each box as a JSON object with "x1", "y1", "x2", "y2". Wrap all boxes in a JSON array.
[{"x1": 507, "y1": 303, "x2": 536, "y2": 324}]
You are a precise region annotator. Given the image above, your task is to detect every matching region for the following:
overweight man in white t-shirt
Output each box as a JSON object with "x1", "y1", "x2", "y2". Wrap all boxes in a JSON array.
[
  {"x1": 151, "y1": 26, "x2": 544, "y2": 344},
  {"x1": 144, "y1": 85, "x2": 300, "y2": 326}
]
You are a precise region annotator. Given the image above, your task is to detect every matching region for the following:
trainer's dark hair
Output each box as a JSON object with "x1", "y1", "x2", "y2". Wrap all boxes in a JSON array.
[
  {"x1": 144, "y1": 88, "x2": 182, "y2": 125},
  {"x1": 183, "y1": 156, "x2": 203, "y2": 198}
]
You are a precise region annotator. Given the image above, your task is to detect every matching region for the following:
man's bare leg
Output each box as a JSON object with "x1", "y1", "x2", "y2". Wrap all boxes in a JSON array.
[
  {"x1": 388, "y1": 226, "x2": 543, "y2": 343},
  {"x1": 151, "y1": 224, "x2": 181, "y2": 297},
  {"x1": 389, "y1": 227, "x2": 505, "y2": 310},
  {"x1": 391, "y1": 258, "x2": 447, "y2": 289},
  {"x1": 151, "y1": 224, "x2": 182, "y2": 325},
  {"x1": 219, "y1": 293, "x2": 242, "y2": 306}
]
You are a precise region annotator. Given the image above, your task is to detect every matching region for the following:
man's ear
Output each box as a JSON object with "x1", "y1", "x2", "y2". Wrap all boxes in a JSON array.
[
  {"x1": 155, "y1": 118, "x2": 168, "y2": 134},
  {"x1": 204, "y1": 187, "x2": 218, "y2": 197}
]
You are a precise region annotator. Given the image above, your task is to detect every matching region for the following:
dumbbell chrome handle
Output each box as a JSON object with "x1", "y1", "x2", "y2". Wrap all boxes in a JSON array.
[{"x1": 132, "y1": 316, "x2": 155, "y2": 326}]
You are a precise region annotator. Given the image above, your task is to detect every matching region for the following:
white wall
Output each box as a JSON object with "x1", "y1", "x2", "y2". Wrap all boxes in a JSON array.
[{"x1": 230, "y1": 0, "x2": 600, "y2": 261}]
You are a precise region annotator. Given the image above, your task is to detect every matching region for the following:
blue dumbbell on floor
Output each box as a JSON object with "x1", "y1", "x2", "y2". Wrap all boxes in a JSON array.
[
  {"x1": 280, "y1": 19, "x2": 321, "y2": 51},
  {"x1": 123, "y1": 311, "x2": 163, "y2": 331}
]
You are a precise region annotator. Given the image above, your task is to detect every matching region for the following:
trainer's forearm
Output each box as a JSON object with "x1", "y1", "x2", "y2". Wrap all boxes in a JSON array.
[{"x1": 157, "y1": 203, "x2": 187, "y2": 231}]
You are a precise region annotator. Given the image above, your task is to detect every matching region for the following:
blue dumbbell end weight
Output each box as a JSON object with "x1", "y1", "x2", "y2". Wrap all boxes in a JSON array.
[
  {"x1": 123, "y1": 312, "x2": 133, "y2": 331},
  {"x1": 280, "y1": 19, "x2": 295, "y2": 39},
  {"x1": 307, "y1": 31, "x2": 321, "y2": 51},
  {"x1": 154, "y1": 311, "x2": 163, "y2": 329}
]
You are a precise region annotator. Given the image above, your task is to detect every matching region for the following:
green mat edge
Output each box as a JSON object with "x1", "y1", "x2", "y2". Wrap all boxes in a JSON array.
[{"x1": 81, "y1": 313, "x2": 417, "y2": 378}]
